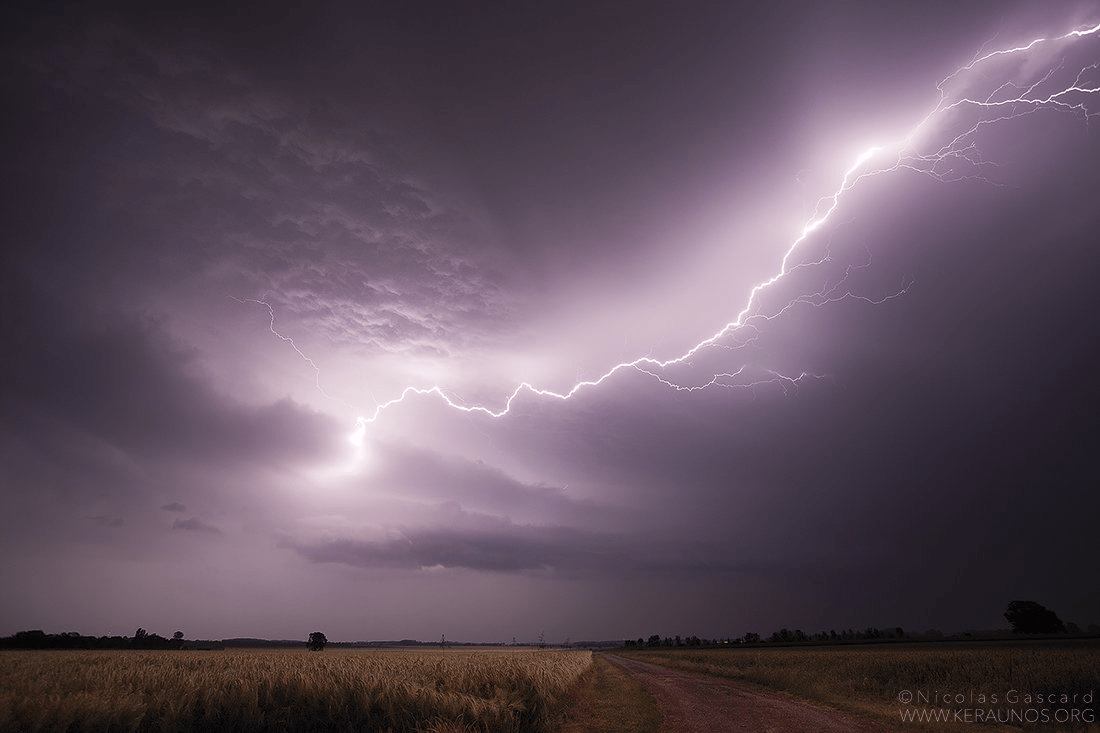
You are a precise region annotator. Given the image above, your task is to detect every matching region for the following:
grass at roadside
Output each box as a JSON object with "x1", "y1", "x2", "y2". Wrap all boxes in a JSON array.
[
  {"x1": 618, "y1": 640, "x2": 1100, "y2": 732},
  {"x1": 558, "y1": 653, "x2": 661, "y2": 733}
]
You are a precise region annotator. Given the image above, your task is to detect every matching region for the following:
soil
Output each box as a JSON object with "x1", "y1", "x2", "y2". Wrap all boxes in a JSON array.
[{"x1": 603, "y1": 654, "x2": 895, "y2": 733}]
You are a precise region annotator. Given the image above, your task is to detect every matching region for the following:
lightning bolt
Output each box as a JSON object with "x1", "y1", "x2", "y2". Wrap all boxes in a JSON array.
[
  {"x1": 230, "y1": 296, "x2": 336, "y2": 400},
  {"x1": 232, "y1": 296, "x2": 372, "y2": 450},
  {"x1": 244, "y1": 20, "x2": 1100, "y2": 436}
]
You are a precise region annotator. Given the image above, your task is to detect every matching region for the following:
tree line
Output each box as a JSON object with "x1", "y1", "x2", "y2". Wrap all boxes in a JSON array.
[
  {"x1": 0, "y1": 628, "x2": 185, "y2": 650},
  {"x1": 622, "y1": 601, "x2": 1095, "y2": 649},
  {"x1": 623, "y1": 626, "x2": 908, "y2": 648}
]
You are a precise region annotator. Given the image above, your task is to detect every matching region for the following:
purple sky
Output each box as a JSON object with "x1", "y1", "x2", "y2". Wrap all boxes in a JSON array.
[{"x1": 3, "y1": 1, "x2": 1099, "y2": 643}]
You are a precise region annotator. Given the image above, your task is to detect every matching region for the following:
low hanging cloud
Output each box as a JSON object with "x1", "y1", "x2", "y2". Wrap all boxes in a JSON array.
[
  {"x1": 363, "y1": 441, "x2": 629, "y2": 530},
  {"x1": 280, "y1": 505, "x2": 748, "y2": 578}
]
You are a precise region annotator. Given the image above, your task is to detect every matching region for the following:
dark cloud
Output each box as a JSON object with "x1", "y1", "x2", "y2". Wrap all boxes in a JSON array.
[
  {"x1": 172, "y1": 517, "x2": 221, "y2": 534},
  {"x1": 282, "y1": 512, "x2": 742, "y2": 577},
  {"x1": 0, "y1": 271, "x2": 344, "y2": 469},
  {"x1": 6, "y1": 22, "x2": 518, "y2": 358},
  {"x1": 2, "y1": 1, "x2": 1098, "y2": 642},
  {"x1": 364, "y1": 442, "x2": 630, "y2": 530},
  {"x1": 91, "y1": 515, "x2": 125, "y2": 528},
  {"x1": 285, "y1": 525, "x2": 593, "y2": 574}
]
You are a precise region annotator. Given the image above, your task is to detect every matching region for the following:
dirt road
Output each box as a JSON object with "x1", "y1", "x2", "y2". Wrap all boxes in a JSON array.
[{"x1": 603, "y1": 654, "x2": 892, "y2": 733}]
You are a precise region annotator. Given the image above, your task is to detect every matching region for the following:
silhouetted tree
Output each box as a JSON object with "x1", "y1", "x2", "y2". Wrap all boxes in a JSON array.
[
  {"x1": 308, "y1": 631, "x2": 328, "y2": 651},
  {"x1": 14, "y1": 630, "x2": 47, "y2": 649},
  {"x1": 130, "y1": 629, "x2": 174, "y2": 649},
  {"x1": 1005, "y1": 601, "x2": 1066, "y2": 634}
]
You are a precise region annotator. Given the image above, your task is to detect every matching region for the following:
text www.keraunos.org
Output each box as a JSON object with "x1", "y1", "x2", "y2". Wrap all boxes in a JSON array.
[{"x1": 897, "y1": 689, "x2": 1094, "y2": 725}]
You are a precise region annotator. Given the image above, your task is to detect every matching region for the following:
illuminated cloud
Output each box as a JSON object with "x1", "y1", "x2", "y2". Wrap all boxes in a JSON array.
[{"x1": 2, "y1": 1, "x2": 1098, "y2": 642}]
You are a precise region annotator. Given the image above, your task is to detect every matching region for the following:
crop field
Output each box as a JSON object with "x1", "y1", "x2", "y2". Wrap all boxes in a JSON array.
[
  {"x1": 0, "y1": 647, "x2": 592, "y2": 733},
  {"x1": 620, "y1": 639, "x2": 1100, "y2": 731}
]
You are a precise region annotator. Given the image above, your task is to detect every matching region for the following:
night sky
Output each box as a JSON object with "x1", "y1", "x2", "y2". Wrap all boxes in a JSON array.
[{"x1": 3, "y1": 1, "x2": 1098, "y2": 643}]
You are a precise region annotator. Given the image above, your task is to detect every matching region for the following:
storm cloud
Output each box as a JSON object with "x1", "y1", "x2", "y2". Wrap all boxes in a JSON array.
[{"x1": 2, "y1": 1, "x2": 1098, "y2": 643}]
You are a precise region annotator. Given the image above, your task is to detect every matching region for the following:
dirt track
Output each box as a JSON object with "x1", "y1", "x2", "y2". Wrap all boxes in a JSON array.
[{"x1": 603, "y1": 654, "x2": 892, "y2": 733}]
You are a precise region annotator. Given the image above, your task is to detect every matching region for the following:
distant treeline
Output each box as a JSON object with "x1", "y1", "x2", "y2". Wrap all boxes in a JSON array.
[
  {"x1": 0, "y1": 631, "x2": 569, "y2": 651},
  {"x1": 623, "y1": 602, "x2": 1099, "y2": 649},
  {"x1": 625, "y1": 627, "x2": 910, "y2": 648},
  {"x1": 623, "y1": 621, "x2": 1100, "y2": 649},
  {"x1": 0, "y1": 628, "x2": 187, "y2": 650},
  {"x1": 216, "y1": 638, "x2": 495, "y2": 649}
]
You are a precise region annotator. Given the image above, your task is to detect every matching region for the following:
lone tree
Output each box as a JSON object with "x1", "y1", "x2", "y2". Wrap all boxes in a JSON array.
[
  {"x1": 1005, "y1": 600, "x2": 1066, "y2": 634},
  {"x1": 308, "y1": 631, "x2": 328, "y2": 651}
]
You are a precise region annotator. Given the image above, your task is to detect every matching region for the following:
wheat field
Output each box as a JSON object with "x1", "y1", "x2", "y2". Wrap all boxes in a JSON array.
[
  {"x1": 622, "y1": 640, "x2": 1100, "y2": 731},
  {"x1": 0, "y1": 647, "x2": 592, "y2": 733}
]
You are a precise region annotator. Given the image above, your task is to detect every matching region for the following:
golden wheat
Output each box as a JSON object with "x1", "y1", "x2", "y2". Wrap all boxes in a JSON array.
[{"x1": 0, "y1": 647, "x2": 592, "y2": 733}]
